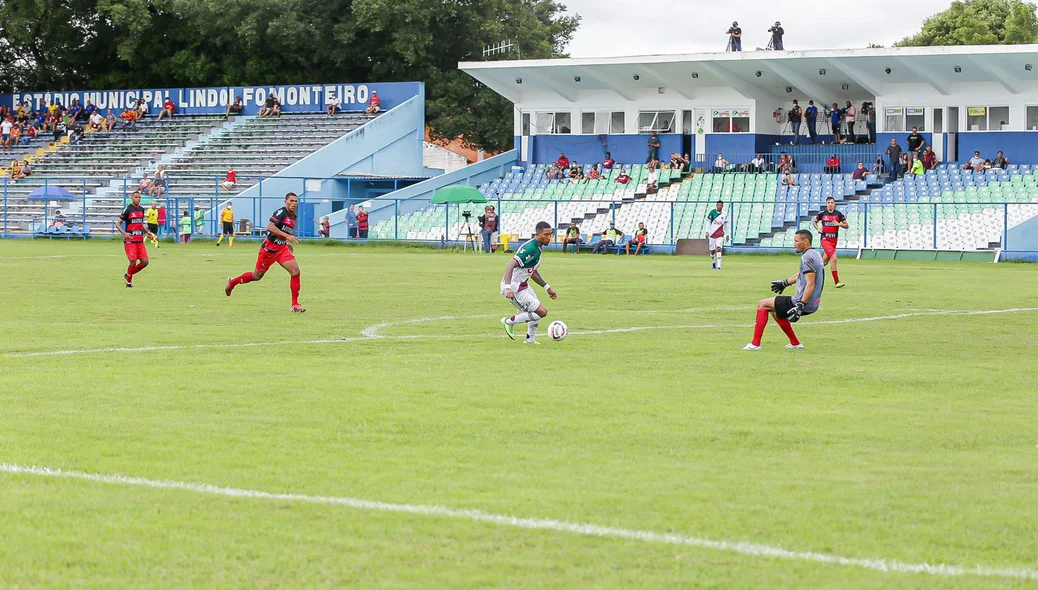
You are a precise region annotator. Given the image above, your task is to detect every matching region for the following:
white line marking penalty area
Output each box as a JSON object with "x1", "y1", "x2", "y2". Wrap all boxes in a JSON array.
[{"x1": 0, "y1": 463, "x2": 1035, "y2": 582}]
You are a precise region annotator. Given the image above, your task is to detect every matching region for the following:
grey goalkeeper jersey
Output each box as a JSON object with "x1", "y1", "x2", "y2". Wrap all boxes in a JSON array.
[{"x1": 796, "y1": 248, "x2": 824, "y2": 313}]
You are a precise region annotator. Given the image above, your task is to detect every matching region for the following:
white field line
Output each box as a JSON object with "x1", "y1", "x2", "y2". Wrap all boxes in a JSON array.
[
  {"x1": 0, "y1": 463, "x2": 1034, "y2": 582},
  {"x1": 3, "y1": 308, "x2": 1037, "y2": 359}
]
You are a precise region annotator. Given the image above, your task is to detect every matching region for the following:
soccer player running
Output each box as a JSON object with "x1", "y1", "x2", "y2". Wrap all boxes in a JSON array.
[
  {"x1": 500, "y1": 222, "x2": 557, "y2": 344},
  {"x1": 706, "y1": 200, "x2": 729, "y2": 270},
  {"x1": 117, "y1": 191, "x2": 156, "y2": 288},
  {"x1": 812, "y1": 196, "x2": 848, "y2": 288},
  {"x1": 743, "y1": 229, "x2": 824, "y2": 350},
  {"x1": 225, "y1": 192, "x2": 305, "y2": 312},
  {"x1": 216, "y1": 204, "x2": 234, "y2": 247}
]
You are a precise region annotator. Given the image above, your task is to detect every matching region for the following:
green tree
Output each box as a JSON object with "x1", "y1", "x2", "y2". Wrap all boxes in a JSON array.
[{"x1": 896, "y1": 0, "x2": 1038, "y2": 46}]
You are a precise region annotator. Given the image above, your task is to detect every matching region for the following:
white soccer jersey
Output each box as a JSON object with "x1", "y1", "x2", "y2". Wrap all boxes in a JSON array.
[{"x1": 706, "y1": 209, "x2": 728, "y2": 238}]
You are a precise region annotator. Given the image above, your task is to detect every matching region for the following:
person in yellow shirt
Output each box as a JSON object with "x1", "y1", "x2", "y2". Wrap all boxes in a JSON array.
[
  {"x1": 145, "y1": 200, "x2": 160, "y2": 247},
  {"x1": 216, "y1": 204, "x2": 234, "y2": 247}
]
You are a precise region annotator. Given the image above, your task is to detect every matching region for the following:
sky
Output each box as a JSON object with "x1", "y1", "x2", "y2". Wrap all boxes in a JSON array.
[{"x1": 561, "y1": 0, "x2": 956, "y2": 57}]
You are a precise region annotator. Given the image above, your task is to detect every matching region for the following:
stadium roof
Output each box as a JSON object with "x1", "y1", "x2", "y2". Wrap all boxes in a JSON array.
[{"x1": 460, "y1": 45, "x2": 1038, "y2": 103}]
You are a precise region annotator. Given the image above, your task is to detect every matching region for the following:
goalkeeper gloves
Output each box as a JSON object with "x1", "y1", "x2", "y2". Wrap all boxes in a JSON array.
[
  {"x1": 787, "y1": 300, "x2": 805, "y2": 323},
  {"x1": 770, "y1": 279, "x2": 789, "y2": 294}
]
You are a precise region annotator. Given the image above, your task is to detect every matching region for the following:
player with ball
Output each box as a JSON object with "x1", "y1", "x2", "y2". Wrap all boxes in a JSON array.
[{"x1": 501, "y1": 221, "x2": 560, "y2": 344}]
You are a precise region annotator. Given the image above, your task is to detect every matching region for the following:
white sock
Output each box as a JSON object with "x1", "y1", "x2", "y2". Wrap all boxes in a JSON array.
[
  {"x1": 508, "y1": 311, "x2": 541, "y2": 325},
  {"x1": 527, "y1": 320, "x2": 540, "y2": 341},
  {"x1": 710, "y1": 252, "x2": 716, "y2": 264},
  {"x1": 716, "y1": 251, "x2": 722, "y2": 268}
]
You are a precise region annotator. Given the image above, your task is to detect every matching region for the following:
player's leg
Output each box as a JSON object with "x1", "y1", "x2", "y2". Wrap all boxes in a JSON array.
[
  {"x1": 625, "y1": 241, "x2": 631, "y2": 255},
  {"x1": 830, "y1": 249, "x2": 842, "y2": 287},
  {"x1": 744, "y1": 297, "x2": 776, "y2": 349},
  {"x1": 226, "y1": 251, "x2": 268, "y2": 295},
  {"x1": 714, "y1": 243, "x2": 723, "y2": 269},
  {"x1": 279, "y1": 256, "x2": 304, "y2": 311},
  {"x1": 526, "y1": 303, "x2": 548, "y2": 343},
  {"x1": 503, "y1": 291, "x2": 542, "y2": 341}
]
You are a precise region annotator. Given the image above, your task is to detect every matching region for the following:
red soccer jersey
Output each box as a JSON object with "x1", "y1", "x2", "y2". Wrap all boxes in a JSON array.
[
  {"x1": 119, "y1": 204, "x2": 147, "y2": 243},
  {"x1": 264, "y1": 206, "x2": 296, "y2": 250},
  {"x1": 815, "y1": 210, "x2": 846, "y2": 242}
]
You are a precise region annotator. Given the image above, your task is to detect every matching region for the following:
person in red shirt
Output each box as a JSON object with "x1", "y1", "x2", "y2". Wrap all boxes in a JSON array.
[
  {"x1": 220, "y1": 166, "x2": 237, "y2": 191},
  {"x1": 117, "y1": 191, "x2": 157, "y2": 287},
  {"x1": 356, "y1": 205, "x2": 369, "y2": 238},
  {"x1": 615, "y1": 170, "x2": 631, "y2": 184},
  {"x1": 824, "y1": 154, "x2": 841, "y2": 174},
  {"x1": 556, "y1": 153, "x2": 569, "y2": 169},
  {"x1": 919, "y1": 146, "x2": 938, "y2": 170},
  {"x1": 365, "y1": 91, "x2": 381, "y2": 114},
  {"x1": 586, "y1": 164, "x2": 601, "y2": 180},
  {"x1": 601, "y1": 152, "x2": 615, "y2": 170},
  {"x1": 318, "y1": 216, "x2": 330, "y2": 238},
  {"x1": 812, "y1": 197, "x2": 848, "y2": 288},
  {"x1": 225, "y1": 192, "x2": 306, "y2": 312},
  {"x1": 157, "y1": 97, "x2": 177, "y2": 120}
]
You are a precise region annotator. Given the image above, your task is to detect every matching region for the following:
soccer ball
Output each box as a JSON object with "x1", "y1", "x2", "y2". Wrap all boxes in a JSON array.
[{"x1": 548, "y1": 320, "x2": 568, "y2": 341}]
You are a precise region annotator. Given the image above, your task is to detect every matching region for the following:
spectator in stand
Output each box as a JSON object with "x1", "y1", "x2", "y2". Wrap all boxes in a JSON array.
[
  {"x1": 669, "y1": 152, "x2": 683, "y2": 170},
  {"x1": 899, "y1": 153, "x2": 910, "y2": 176},
  {"x1": 271, "y1": 95, "x2": 282, "y2": 117},
  {"x1": 781, "y1": 171, "x2": 796, "y2": 186},
  {"x1": 872, "y1": 155, "x2": 885, "y2": 176},
  {"x1": 681, "y1": 153, "x2": 691, "y2": 173},
  {"x1": 82, "y1": 100, "x2": 97, "y2": 122},
  {"x1": 220, "y1": 166, "x2": 237, "y2": 191},
  {"x1": 0, "y1": 117, "x2": 12, "y2": 150},
  {"x1": 135, "y1": 98, "x2": 149, "y2": 119},
  {"x1": 104, "y1": 109, "x2": 117, "y2": 132},
  {"x1": 748, "y1": 153, "x2": 767, "y2": 173},
  {"x1": 886, "y1": 139, "x2": 903, "y2": 181},
  {"x1": 546, "y1": 162, "x2": 564, "y2": 180},
  {"x1": 556, "y1": 152, "x2": 570, "y2": 170},
  {"x1": 67, "y1": 100, "x2": 82, "y2": 122},
  {"x1": 568, "y1": 162, "x2": 583, "y2": 183},
  {"x1": 137, "y1": 173, "x2": 153, "y2": 195},
  {"x1": 646, "y1": 164, "x2": 659, "y2": 193},
  {"x1": 19, "y1": 159, "x2": 33, "y2": 177},
  {"x1": 562, "y1": 223, "x2": 581, "y2": 253},
  {"x1": 805, "y1": 100, "x2": 819, "y2": 143},
  {"x1": 920, "y1": 146, "x2": 938, "y2": 170},
  {"x1": 69, "y1": 124, "x2": 84, "y2": 145},
  {"x1": 906, "y1": 127, "x2": 926, "y2": 169},
  {"x1": 258, "y1": 94, "x2": 276, "y2": 118},
  {"x1": 778, "y1": 154, "x2": 797, "y2": 174},
  {"x1": 713, "y1": 153, "x2": 729, "y2": 173},
  {"x1": 157, "y1": 97, "x2": 177, "y2": 120},
  {"x1": 52, "y1": 118, "x2": 67, "y2": 142},
  {"x1": 318, "y1": 216, "x2": 330, "y2": 238},
  {"x1": 365, "y1": 91, "x2": 381, "y2": 114},
  {"x1": 179, "y1": 210, "x2": 193, "y2": 243},
  {"x1": 9, "y1": 122, "x2": 21, "y2": 148},
  {"x1": 963, "y1": 151, "x2": 985, "y2": 172},
  {"x1": 326, "y1": 92, "x2": 339, "y2": 117},
  {"x1": 586, "y1": 163, "x2": 601, "y2": 181},
  {"x1": 626, "y1": 222, "x2": 648, "y2": 256},
  {"x1": 346, "y1": 204, "x2": 358, "y2": 238},
  {"x1": 356, "y1": 205, "x2": 369, "y2": 238},
  {"x1": 910, "y1": 156, "x2": 925, "y2": 176},
  {"x1": 9, "y1": 159, "x2": 24, "y2": 179},
  {"x1": 19, "y1": 123, "x2": 36, "y2": 146},
  {"x1": 647, "y1": 131, "x2": 661, "y2": 163},
  {"x1": 120, "y1": 107, "x2": 137, "y2": 131},
  {"x1": 592, "y1": 223, "x2": 623, "y2": 254},
  {"x1": 50, "y1": 210, "x2": 66, "y2": 229},
  {"x1": 992, "y1": 151, "x2": 1009, "y2": 169},
  {"x1": 150, "y1": 165, "x2": 167, "y2": 197},
  {"x1": 88, "y1": 109, "x2": 103, "y2": 131},
  {"x1": 844, "y1": 101, "x2": 856, "y2": 143},
  {"x1": 824, "y1": 153, "x2": 841, "y2": 174},
  {"x1": 616, "y1": 169, "x2": 631, "y2": 184},
  {"x1": 851, "y1": 162, "x2": 867, "y2": 180},
  {"x1": 863, "y1": 102, "x2": 877, "y2": 143},
  {"x1": 477, "y1": 205, "x2": 498, "y2": 253},
  {"x1": 225, "y1": 96, "x2": 244, "y2": 119},
  {"x1": 602, "y1": 152, "x2": 615, "y2": 170},
  {"x1": 979, "y1": 159, "x2": 992, "y2": 172}
]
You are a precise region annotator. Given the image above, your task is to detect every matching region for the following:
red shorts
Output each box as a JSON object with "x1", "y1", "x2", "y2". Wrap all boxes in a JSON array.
[
  {"x1": 256, "y1": 245, "x2": 295, "y2": 272},
  {"x1": 821, "y1": 239, "x2": 838, "y2": 258},
  {"x1": 124, "y1": 242, "x2": 148, "y2": 261}
]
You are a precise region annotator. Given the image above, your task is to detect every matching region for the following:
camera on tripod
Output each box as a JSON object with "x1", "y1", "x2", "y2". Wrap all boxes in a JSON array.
[
  {"x1": 462, "y1": 210, "x2": 472, "y2": 220},
  {"x1": 726, "y1": 21, "x2": 739, "y2": 35}
]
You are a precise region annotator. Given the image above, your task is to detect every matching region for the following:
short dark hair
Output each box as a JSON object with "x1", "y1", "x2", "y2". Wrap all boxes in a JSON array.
[
  {"x1": 716, "y1": 200, "x2": 724, "y2": 205},
  {"x1": 535, "y1": 221, "x2": 552, "y2": 233},
  {"x1": 826, "y1": 196, "x2": 835, "y2": 202},
  {"x1": 285, "y1": 192, "x2": 298, "y2": 200},
  {"x1": 795, "y1": 229, "x2": 813, "y2": 243}
]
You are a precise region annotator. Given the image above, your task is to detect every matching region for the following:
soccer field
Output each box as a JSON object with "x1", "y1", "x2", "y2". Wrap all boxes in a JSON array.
[{"x1": 1, "y1": 239, "x2": 1037, "y2": 588}]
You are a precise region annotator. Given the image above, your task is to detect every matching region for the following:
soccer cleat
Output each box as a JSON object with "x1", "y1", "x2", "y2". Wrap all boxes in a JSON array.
[
  {"x1": 501, "y1": 317, "x2": 516, "y2": 340},
  {"x1": 291, "y1": 304, "x2": 307, "y2": 313},
  {"x1": 124, "y1": 273, "x2": 132, "y2": 288},
  {"x1": 786, "y1": 343, "x2": 805, "y2": 349},
  {"x1": 835, "y1": 281, "x2": 846, "y2": 288},
  {"x1": 524, "y1": 338, "x2": 540, "y2": 345},
  {"x1": 742, "y1": 343, "x2": 761, "y2": 350},
  {"x1": 711, "y1": 262, "x2": 716, "y2": 269},
  {"x1": 224, "y1": 277, "x2": 234, "y2": 296}
]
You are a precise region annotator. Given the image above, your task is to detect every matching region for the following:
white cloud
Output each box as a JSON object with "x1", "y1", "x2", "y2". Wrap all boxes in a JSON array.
[{"x1": 561, "y1": 0, "x2": 954, "y2": 57}]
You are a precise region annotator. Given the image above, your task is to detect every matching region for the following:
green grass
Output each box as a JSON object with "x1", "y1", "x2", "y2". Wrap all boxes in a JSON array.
[{"x1": 1, "y1": 239, "x2": 1037, "y2": 589}]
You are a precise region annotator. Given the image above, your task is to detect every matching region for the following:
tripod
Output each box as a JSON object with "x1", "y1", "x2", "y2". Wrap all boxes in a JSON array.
[
  {"x1": 726, "y1": 36, "x2": 734, "y2": 52},
  {"x1": 766, "y1": 36, "x2": 774, "y2": 50},
  {"x1": 781, "y1": 117, "x2": 794, "y2": 145}
]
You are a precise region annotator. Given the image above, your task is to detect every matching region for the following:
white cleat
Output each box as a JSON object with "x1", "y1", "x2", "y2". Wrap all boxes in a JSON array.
[
  {"x1": 742, "y1": 344, "x2": 761, "y2": 350},
  {"x1": 524, "y1": 339, "x2": 541, "y2": 345},
  {"x1": 786, "y1": 343, "x2": 805, "y2": 349}
]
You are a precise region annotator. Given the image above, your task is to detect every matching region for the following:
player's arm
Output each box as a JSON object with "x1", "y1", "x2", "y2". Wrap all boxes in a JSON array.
[
  {"x1": 798, "y1": 272, "x2": 815, "y2": 303},
  {"x1": 530, "y1": 270, "x2": 557, "y2": 300},
  {"x1": 770, "y1": 272, "x2": 800, "y2": 294},
  {"x1": 266, "y1": 220, "x2": 299, "y2": 244},
  {"x1": 501, "y1": 258, "x2": 520, "y2": 298}
]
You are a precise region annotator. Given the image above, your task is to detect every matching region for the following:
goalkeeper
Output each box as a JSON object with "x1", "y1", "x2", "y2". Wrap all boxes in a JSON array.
[{"x1": 743, "y1": 229, "x2": 824, "y2": 350}]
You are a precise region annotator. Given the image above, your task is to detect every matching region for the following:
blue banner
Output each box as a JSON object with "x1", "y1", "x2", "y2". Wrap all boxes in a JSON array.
[{"x1": 5, "y1": 82, "x2": 422, "y2": 116}]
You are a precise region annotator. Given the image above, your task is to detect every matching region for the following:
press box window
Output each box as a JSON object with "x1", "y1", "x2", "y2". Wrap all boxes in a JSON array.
[{"x1": 638, "y1": 111, "x2": 675, "y2": 133}]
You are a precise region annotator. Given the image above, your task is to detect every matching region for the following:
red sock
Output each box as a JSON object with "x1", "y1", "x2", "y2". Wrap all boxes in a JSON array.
[
  {"x1": 230, "y1": 271, "x2": 255, "y2": 287},
  {"x1": 751, "y1": 308, "x2": 769, "y2": 346},
  {"x1": 290, "y1": 274, "x2": 300, "y2": 306},
  {"x1": 775, "y1": 316, "x2": 800, "y2": 346},
  {"x1": 832, "y1": 269, "x2": 840, "y2": 284},
  {"x1": 127, "y1": 263, "x2": 137, "y2": 277}
]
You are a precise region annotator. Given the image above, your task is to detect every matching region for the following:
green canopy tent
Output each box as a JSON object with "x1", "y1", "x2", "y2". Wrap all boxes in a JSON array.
[{"x1": 432, "y1": 185, "x2": 487, "y2": 251}]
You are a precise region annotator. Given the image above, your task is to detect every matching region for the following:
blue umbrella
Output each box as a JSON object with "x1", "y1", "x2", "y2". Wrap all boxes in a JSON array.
[{"x1": 27, "y1": 185, "x2": 78, "y2": 201}]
